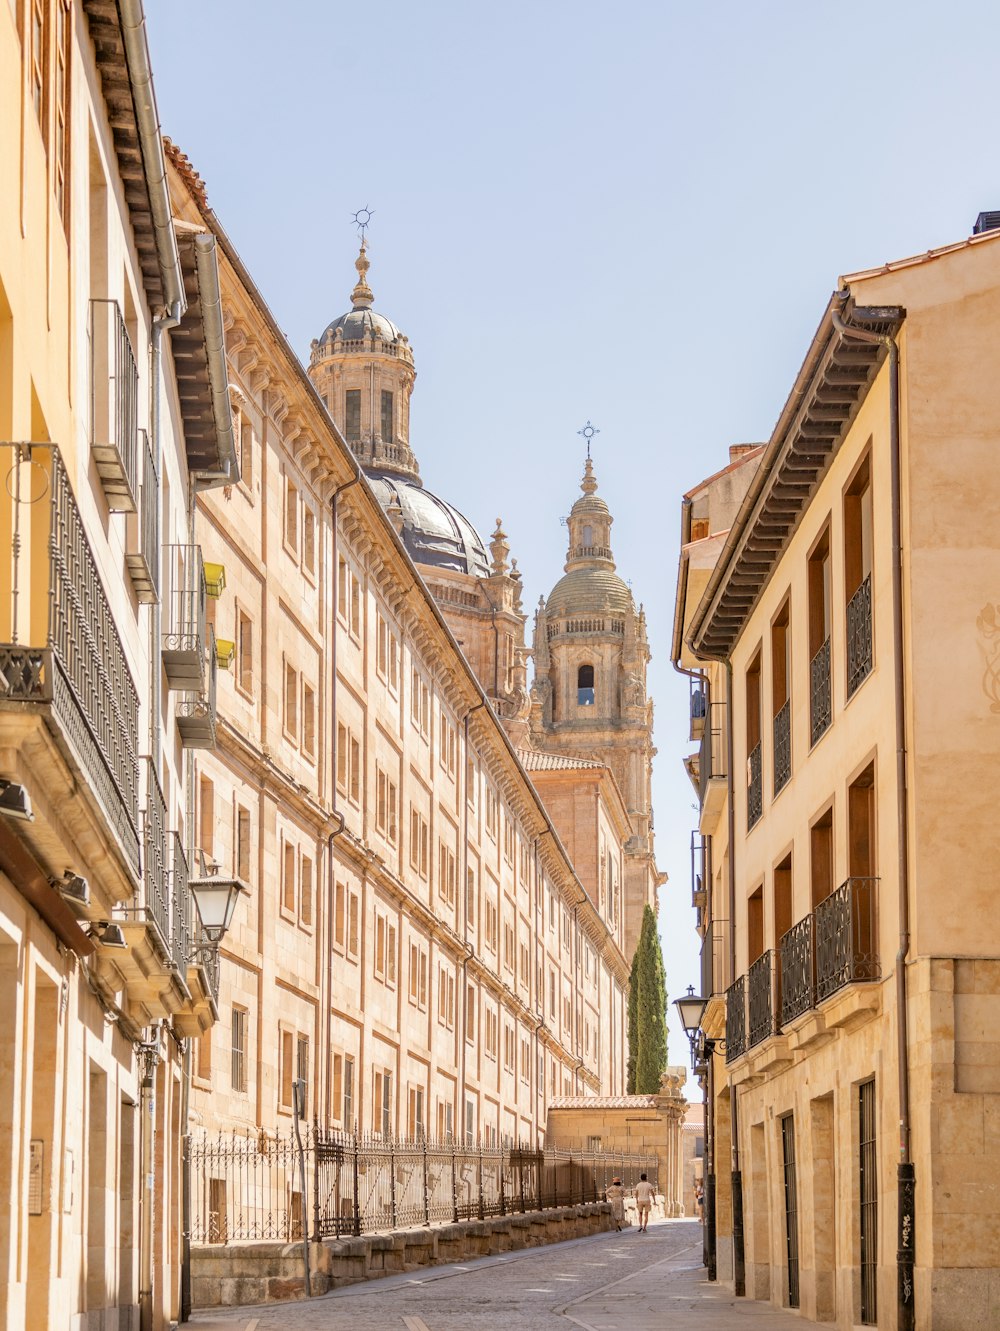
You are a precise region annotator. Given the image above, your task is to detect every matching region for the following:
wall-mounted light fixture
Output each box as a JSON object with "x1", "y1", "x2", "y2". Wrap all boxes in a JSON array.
[{"x1": 0, "y1": 779, "x2": 33, "y2": 822}]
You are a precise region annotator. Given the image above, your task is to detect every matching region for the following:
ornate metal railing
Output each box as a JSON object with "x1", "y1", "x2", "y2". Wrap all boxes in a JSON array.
[
  {"x1": 171, "y1": 832, "x2": 191, "y2": 974},
  {"x1": 847, "y1": 574, "x2": 873, "y2": 697},
  {"x1": 779, "y1": 915, "x2": 815, "y2": 1025},
  {"x1": 747, "y1": 742, "x2": 762, "y2": 829},
  {"x1": 698, "y1": 699, "x2": 727, "y2": 807},
  {"x1": 815, "y1": 877, "x2": 880, "y2": 1001},
  {"x1": 177, "y1": 626, "x2": 218, "y2": 748},
  {"x1": 773, "y1": 700, "x2": 791, "y2": 795},
  {"x1": 163, "y1": 544, "x2": 206, "y2": 688},
  {"x1": 690, "y1": 831, "x2": 707, "y2": 910},
  {"x1": 0, "y1": 443, "x2": 140, "y2": 871},
  {"x1": 89, "y1": 298, "x2": 139, "y2": 510},
  {"x1": 126, "y1": 429, "x2": 159, "y2": 603},
  {"x1": 748, "y1": 949, "x2": 777, "y2": 1048},
  {"x1": 187, "y1": 1129, "x2": 658, "y2": 1244},
  {"x1": 725, "y1": 973, "x2": 747, "y2": 1063},
  {"x1": 810, "y1": 637, "x2": 831, "y2": 744},
  {"x1": 142, "y1": 758, "x2": 169, "y2": 951},
  {"x1": 701, "y1": 919, "x2": 731, "y2": 999}
]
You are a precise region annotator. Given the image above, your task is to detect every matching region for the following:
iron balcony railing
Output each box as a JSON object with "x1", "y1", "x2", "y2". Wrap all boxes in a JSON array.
[
  {"x1": 177, "y1": 626, "x2": 218, "y2": 749},
  {"x1": 747, "y1": 741, "x2": 762, "y2": 830},
  {"x1": 748, "y1": 949, "x2": 778, "y2": 1048},
  {"x1": 700, "y1": 918, "x2": 731, "y2": 1000},
  {"x1": 698, "y1": 699, "x2": 727, "y2": 807},
  {"x1": 779, "y1": 914, "x2": 815, "y2": 1026},
  {"x1": 690, "y1": 831, "x2": 707, "y2": 911},
  {"x1": 171, "y1": 832, "x2": 191, "y2": 975},
  {"x1": 125, "y1": 430, "x2": 159, "y2": 604},
  {"x1": 773, "y1": 699, "x2": 791, "y2": 795},
  {"x1": 141, "y1": 757, "x2": 170, "y2": 952},
  {"x1": 847, "y1": 573, "x2": 873, "y2": 698},
  {"x1": 810, "y1": 637, "x2": 832, "y2": 744},
  {"x1": 0, "y1": 443, "x2": 140, "y2": 871},
  {"x1": 89, "y1": 298, "x2": 139, "y2": 511},
  {"x1": 188, "y1": 1128, "x2": 659, "y2": 1244},
  {"x1": 815, "y1": 877, "x2": 880, "y2": 1001},
  {"x1": 163, "y1": 544, "x2": 206, "y2": 689},
  {"x1": 725, "y1": 973, "x2": 747, "y2": 1063},
  {"x1": 689, "y1": 674, "x2": 707, "y2": 741}
]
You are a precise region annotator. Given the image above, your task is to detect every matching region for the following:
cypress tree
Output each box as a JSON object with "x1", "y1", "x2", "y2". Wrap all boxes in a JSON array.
[{"x1": 627, "y1": 904, "x2": 667, "y2": 1094}]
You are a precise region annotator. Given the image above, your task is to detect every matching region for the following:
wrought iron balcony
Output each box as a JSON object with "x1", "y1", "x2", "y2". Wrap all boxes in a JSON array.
[
  {"x1": 725, "y1": 973, "x2": 747, "y2": 1063},
  {"x1": 177, "y1": 627, "x2": 218, "y2": 749},
  {"x1": 89, "y1": 299, "x2": 139, "y2": 511},
  {"x1": 816, "y1": 877, "x2": 880, "y2": 1001},
  {"x1": 847, "y1": 574, "x2": 873, "y2": 698},
  {"x1": 125, "y1": 430, "x2": 159, "y2": 604},
  {"x1": 747, "y1": 741, "x2": 762, "y2": 830},
  {"x1": 698, "y1": 699, "x2": 728, "y2": 807},
  {"x1": 689, "y1": 675, "x2": 707, "y2": 741},
  {"x1": 779, "y1": 914, "x2": 815, "y2": 1026},
  {"x1": 171, "y1": 832, "x2": 191, "y2": 974},
  {"x1": 163, "y1": 544, "x2": 206, "y2": 688},
  {"x1": 810, "y1": 637, "x2": 831, "y2": 744},
  {"x1": 701, "y1": 918, "x2": 731, "y2": 1000},
  {"x1": 773, "y1": 700, "x2": 791, "y2": 796},
  {"x1": 748, "y1": 949, "x2": 778, "y2": 1048},
  {"x1": 141, "y1": 757, "x2": 170, "y2": 953},
  {"x1": 690, "y1": 831, "x2": 707, "y2": 910},
  {"x1": 0, "y1": 443, "x2": 140, "y2": 873}
]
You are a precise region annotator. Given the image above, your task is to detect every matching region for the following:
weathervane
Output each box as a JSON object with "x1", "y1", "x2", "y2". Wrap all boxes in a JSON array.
[
  {"x1": 577, "y1": 420, "x2": 600, "y2": 459},
  {"x1": 351, "y1": 206, "x2": 375, "y2": 240}
]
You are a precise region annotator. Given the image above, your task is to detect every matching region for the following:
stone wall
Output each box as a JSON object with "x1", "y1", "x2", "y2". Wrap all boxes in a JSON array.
[{"x1": 192, "y1": 1203, "x2": 614, "y2": 1307}]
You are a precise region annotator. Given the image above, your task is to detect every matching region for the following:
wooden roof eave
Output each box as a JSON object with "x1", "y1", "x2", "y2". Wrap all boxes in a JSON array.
[{"x1": 688, "y1": 297, "x2": 904, "y2": 660}]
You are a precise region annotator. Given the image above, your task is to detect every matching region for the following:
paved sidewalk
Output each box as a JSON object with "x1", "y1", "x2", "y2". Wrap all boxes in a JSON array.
[{"x1": 190, "y1": 1219, "x2": 827, "y2": 1330}]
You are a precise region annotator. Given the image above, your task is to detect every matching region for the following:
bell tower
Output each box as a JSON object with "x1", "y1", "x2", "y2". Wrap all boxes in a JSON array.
[{"x1": 531, "y1": 455, "x2": 663, "y2": 954}]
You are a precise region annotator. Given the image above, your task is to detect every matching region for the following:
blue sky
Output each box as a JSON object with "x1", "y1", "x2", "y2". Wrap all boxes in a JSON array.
[{"x1": 146, "y1": 0, "x2": 1000, "y2": 1077}]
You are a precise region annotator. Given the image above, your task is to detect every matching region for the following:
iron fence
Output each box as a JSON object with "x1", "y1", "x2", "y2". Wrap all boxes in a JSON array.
[
  {"x1": 780, "y1": 914, "x2": 815, "y2": 1025},
  {"x1": 0, "y1": 443, "x2": 140, "y2": 871},
  {"x1": 815, "y1": 877, "x2": 880, "y2": 1001},
  {"x1": 810, "y1": 637, "x2": 831, "y2": 745},
  {"x1": 187, "y1": 1128, "x2": 659, "y2": 1245},
  {"x1": 725, "y1": 974, "x2": 747, "y2": 1063},
  {"x1": 847, "y1": 574, "x2": 873, "y2": 697}
]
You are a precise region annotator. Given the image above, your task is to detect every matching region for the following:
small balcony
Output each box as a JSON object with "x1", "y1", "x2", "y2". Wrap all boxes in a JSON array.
[
  {"x1": 177, "y1": 627, "x2": 218, "y2": 749},
  {"x1": 773, "y1": 700, "x2": 791, "y2": 796},
  {"x1": 0, "y1": 443, "x2": 140, "y2": 879},
  {"x1": 163, "y1": 544, "x2": 206, "y2": 688},
  {"x1": 700, "y1": 918, "x2": 731, "y2": 1001},
  {"x1": 725, "y1": 974, "x2": 747, "y2": 1063},
  {"x1": 746, "y1": 741, "x2": 762, "y2": 830},
  {"x1": 125, "y1": 430, "x2": 159, "y2": 604},
  {"x1": 89, "y1": 299, "x2": 139, "y2": 512},
  {"x1": 690, "y1": 831, "x2": 707, "y2": 911},
  {"x1": 698, "y1": 699, "x2": 728, "y2": 833},
  {"x1": 810, "y1": 637, "x2": 831, "y2": 744},
  {"x1": 689, "y1": 675, "x2": 707, "y2": 741},
  {"x1": 779, "y1": 914, "x2": 815, "y2": 1026},
  {"x1": 816, "y1": 877, "x2": 880, "y2": 1001},
  {"x1": 748, "y1": 949, "x2": 778, "y2": 1049},
  {"x1": 847, "y1": 574, "x2": 873, "y2": 698}
]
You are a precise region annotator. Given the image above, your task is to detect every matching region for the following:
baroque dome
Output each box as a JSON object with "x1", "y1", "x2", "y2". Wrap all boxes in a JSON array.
[
  {"x1": 366, "y1": 470, "x2": 491, "y2": 578},
  {"x1": 546, "y1": 567, "x2": 633, "y2": 618},
  {"x1": 320, "y1": 307, "x2": 402, "y2": 344}
]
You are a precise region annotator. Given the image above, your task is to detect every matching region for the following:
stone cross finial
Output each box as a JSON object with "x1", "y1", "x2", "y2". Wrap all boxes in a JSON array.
[{"x1": 350, "y1": 240, "x2": 374, "y2": 310}]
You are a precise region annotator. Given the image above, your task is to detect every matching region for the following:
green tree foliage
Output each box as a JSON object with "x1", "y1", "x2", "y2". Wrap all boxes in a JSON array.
[{"x1": 626, "y1": 904, "x2": 667, "y2": 1094}]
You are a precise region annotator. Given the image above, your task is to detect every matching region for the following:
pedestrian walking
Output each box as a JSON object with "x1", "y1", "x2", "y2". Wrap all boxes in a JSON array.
[
  {"x1": 695, "y1": 1180, "x2": 705, "y2": 1223},
  {"x1": 606, "y1": 1176, "x2": 626, "y2": 1231},
  {"x1": 635, "y1": 1173, "x2": 655, "y2": 1232}
]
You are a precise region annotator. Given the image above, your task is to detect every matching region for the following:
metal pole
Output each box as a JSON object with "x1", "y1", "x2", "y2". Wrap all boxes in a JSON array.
[
  {"x1": 389, "y1": 1138, "x2": 397, "y2": 1229},
  {"x1": 352, "y1": 1131, "x2": 361, "y2": 1237},
  {"x1": 292, "y1": 1082, "x2": 312, "y2": 1297},
  {"x1": 422, "y1": 1136, "x2": 430, "y2": 1226}
]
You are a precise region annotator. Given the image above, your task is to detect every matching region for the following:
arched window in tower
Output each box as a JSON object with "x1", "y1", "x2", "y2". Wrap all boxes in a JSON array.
[
  {"x1": 381, "y1": 389, "x2": 394, "y2": 442},
  {"x1": 582, "y1": 524, "x2": 593, "y2": 547},
  {"x1": 578, "y1": 663, "x2": 595, "y2": 707}
]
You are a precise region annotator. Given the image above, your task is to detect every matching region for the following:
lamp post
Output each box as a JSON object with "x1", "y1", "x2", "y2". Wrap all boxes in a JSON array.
[
  {"x1": 180, "y1": 872, "x2": 245, "y2": 1322},
  {"x1": 672, "y1": 985, "x2": 718, "y2": 1280}
]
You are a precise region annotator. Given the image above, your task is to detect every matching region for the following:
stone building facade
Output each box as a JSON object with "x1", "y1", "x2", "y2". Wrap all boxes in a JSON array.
[
  {"x1": 675, "y1": 221, "x2": 1000, "y2": 1330},
  {"x1": 0, "y1": 3, "x2": 235, "y2": 1327},
  {"x1": 167, "y1": 155, "x2": 634, "y2": 1158}
]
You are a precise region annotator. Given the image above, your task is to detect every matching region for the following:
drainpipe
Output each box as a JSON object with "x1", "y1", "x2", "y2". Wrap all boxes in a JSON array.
[
  {"x1": 137, "y1": 1037, "x2": 160, "y2": 1331},
  {"x1": 723, "y1": 658, "x2": 744, "y2": 1296},
  {"x1": 831, "y1": 302, "x2": 913, "y2": 1331}
]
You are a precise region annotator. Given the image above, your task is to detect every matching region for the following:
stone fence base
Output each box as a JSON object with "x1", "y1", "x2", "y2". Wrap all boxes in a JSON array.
[{"x1": 192, "y1": 1202, "x2": 616, "y2": 1307}]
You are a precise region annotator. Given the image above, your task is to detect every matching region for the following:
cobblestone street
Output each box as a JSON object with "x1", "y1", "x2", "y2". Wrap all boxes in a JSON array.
[{"x1": 191, "y1": 1220, "x2": 824, "y2": 1331}]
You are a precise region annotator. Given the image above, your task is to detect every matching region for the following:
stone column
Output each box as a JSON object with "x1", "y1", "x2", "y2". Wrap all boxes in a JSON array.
[{"x1": 655, "y1": 1068, "x2": 688, "y2": 1217}]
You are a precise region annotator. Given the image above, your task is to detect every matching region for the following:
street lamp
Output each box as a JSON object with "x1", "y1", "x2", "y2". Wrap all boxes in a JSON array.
[
  {"x1": 188, "y1": 874, "x2": 245, "y2": 945},
  {"x1": 673, "y1": 985, "x2": 724, "y2": 1068}
]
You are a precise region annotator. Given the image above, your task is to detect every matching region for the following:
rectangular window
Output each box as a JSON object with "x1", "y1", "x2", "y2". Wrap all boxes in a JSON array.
[
  {"x1": 296, "y1": 1034, "x2": 310, "y2": 1117},
  {"x1": 350, "y1": 736, "x2": 361, "y2": 804},
  {"x1": 503, "y1": 1024, "x2": 515, "y2": 1073},
  {"x1": 845, "y1": 456, "x2": 874, "y2": 697},
  {"x1": 466, "y1": 867, "x2": 477, "y2": 929},
  {"x1": 236, "y1": 806, "x2": 251, "y2": 882},
  {"x1": 376, "y1": 611, "x2": 400, "y2": 691},
  {"x1": 781, "y1": 1113, "x2": 800, "y2": 1308},
  {"x1": 199, "y1": 774, "x2": 215, "y2": 861},
  {"x1": 772, "y1": 600, "x2": 791, "y2": 796},
  {"x1": 407, "y1": 1084, "x2": 425, "y2": 1139},
  {"x1": 519, "y1": 939, "x2": 529, "y2": 987},
  {"x1": 237, "y1": 609, "x2": 253, "y2": 693},
  {"x1": 302, "y1": 683, "x2": 316, "y2": 758},
  {"x1": 503, "y1": 920, "x2": 515, "y2": 973},
  {"x1": 334, "y1": 881, "x2": 346, "y2": 951},
  {"x1": 563, "y1": 995, "x2": 572, "y2": 1031},
  {"x1": 53, "y1": 0, "x2": 70, "y2": 229},
  {"x1": 485, "y1": 786, "x2": 498, "y2": 838},
  {"x1": 485, "y1": 897, "x2": 498, "y2": 953},
  {"x1": 859, "y1": 1078, "x2": 878, "y2": 1325},
  {"x1": 29, "y1": 0, "x2": 45, "y2": 126},
  {"x1": 337, "y1": 723, "x2": 349, "y2": 793},
  {"x1": 437, "y1": 963, "x2": 456, "y2": 1029},
  {"x1": 231, "y1": 1007, "x2": 247, "y2": 1093},
  {"x1": 809, "y1": 529, "x2": 832, "y2": 744},
  {"x1": 485, "y1": 1006, "x2": 498, "y2": 1059},
  {"x1": 411, "y1": 667, "x2": 430, "y2": 736},
  {"x1": 238, "y1": 411, "x2": 254, "y2": 490},
  {"x1": 345, "y1": 389, "x2": 361, "y2": 441},
  {"x1": 279, "y1": 1029, "x2": 294, "y2": 1110},
  {"x1": 380, "y1": 389, "x2": 394, "y2": 441},
  {"x1": 440, "y1": 711, "x2": 457, "y2": 777},
  {"x1": 302, "y1": 507, "x2": 315, "y2": 576},
  {"x1": 438, "y1": 840, "x2": 456, "y2": 906},
  {"x1": 373, "y1": 1068, "x2": 392, "y2": 1136},
  {"x1": 332, "y1": 1054, "x2": 343, "y2": 1122},
  {"x1": 348, "y1": 891, "x2": 359, "y2": 957},
  {"x1": 343, "y1": 1055, "x2": 354, "y2": 1127},
  {"x1": 503, "y1": 814, "x2": 515, "y2": 865},
  {"x1": 438, "y1": 1099, "x2": 454, "y2": 1142},
  {"x1": 282, "y1": 840, "x2": 296, "y2": 915},
  {"x1": 409, "y1": 807, "x2": 429, "y2": 879},
  {"x1": 466, "y1": 984, "x2": 476, "y2": 1043},
  {"x1": 376, "y1": 767, "x2": 398, "y2": 844},
  {"x1": 465, "y1": 1099, "x2": 475, "y2": 1146},
  {"x1": 284, "y1": 661, "x2": 298, "y2": 739},
  {"x1": 408, "y1": 941, "x2": 428, "y2": 1009},
  {"x1": 285, "y1": 477, "x2": 299, "y2": 553},
  {"x1": 520, "y1": 1037, "x2": 530, "y2": 1084},
  {"x1": 300, "y1": 855, "x2": 313, "y2": 928},
  {"x1": 374, "y1": 910, "x2": 397, "y2": 986},
  {"x1": 549, "y1": 969, "x2": 556, "y2": 1018},
  {"x1": 810, "y1": 808, "x2": 834, "y2": 909}
]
